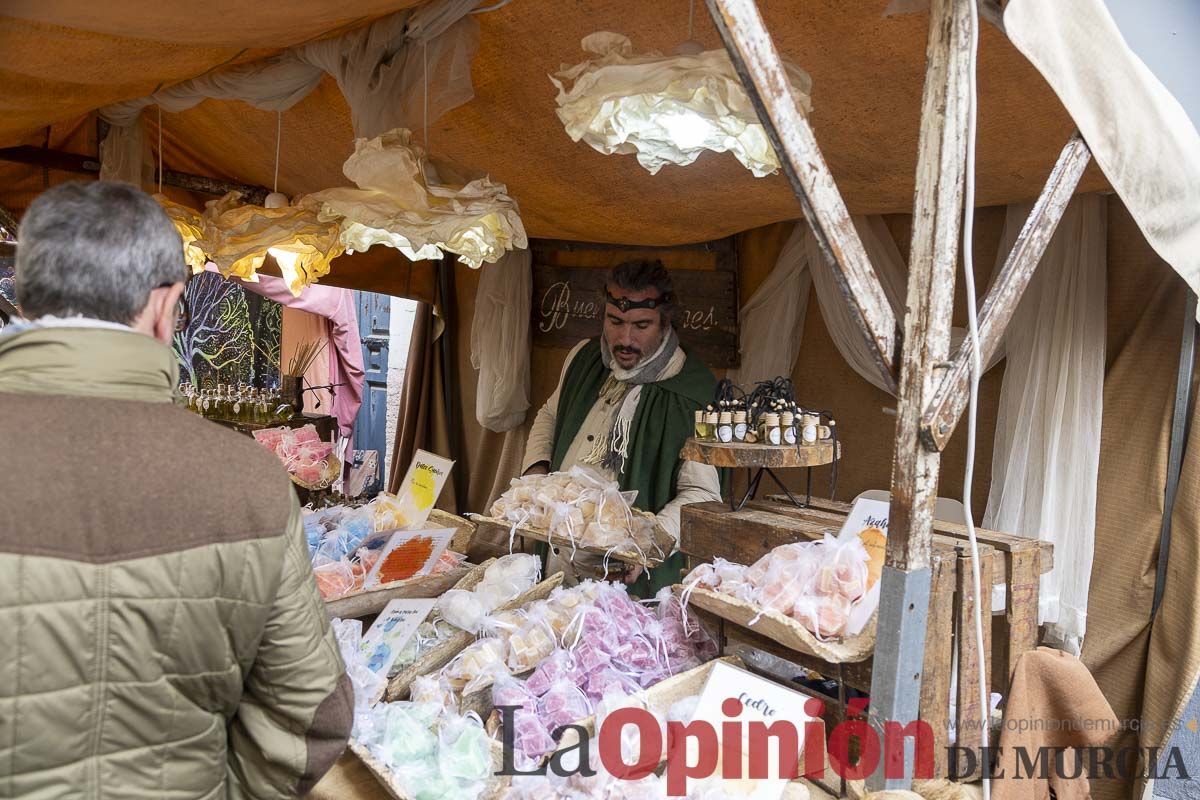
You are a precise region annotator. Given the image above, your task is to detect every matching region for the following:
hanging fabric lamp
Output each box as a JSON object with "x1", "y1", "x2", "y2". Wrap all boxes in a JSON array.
[
  {"x1": 306, "y1": 127, "x2": 527, "y2": 269},
  {"x1": 154, "y1": 195, "x2": 209, "y2": 274},
  {"x1": 550, "y1": 32, "x2": 812, "y2": 176},
  {"x1": 194, "y1": 192, "x2": 344, "y2": 295}
]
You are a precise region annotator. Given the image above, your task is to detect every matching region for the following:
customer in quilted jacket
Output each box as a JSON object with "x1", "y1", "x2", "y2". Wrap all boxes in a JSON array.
[{"x1": 0, "y1": 181, "x2": 353, "y2": 799}]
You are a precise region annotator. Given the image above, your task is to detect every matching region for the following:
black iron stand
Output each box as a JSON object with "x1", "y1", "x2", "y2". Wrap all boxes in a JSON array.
[{"x1": 730, "y1": 465, "x2": 814, "y2": 511}]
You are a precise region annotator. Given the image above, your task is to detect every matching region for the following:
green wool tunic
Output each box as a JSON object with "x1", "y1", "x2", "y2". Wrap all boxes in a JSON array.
[{"x1": 550, "y1": 337, "x2": 721, "y2": 595}]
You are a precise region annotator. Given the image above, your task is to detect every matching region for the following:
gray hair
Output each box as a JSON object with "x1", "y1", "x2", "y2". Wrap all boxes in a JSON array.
[{"x1": 16, "y1": 181, "x2": 186, "y2": 324}]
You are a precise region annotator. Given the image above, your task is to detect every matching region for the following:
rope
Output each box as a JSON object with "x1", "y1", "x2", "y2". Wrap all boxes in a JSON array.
[
  {"x1": 156, "y1": 107, "x2": 163, "y2": 194},
  {"x1": 961, "y1": 1, "x2": 990, "y2": 797},
  {"x1": 688, "y1": 0, "x2": 696, "y2": 40},
  {"x1": 471, "y1": 0, "x2": 513, "y2": 12},
  {"x1": 423, "y1": 39, "x2": 430, "y2": 148},
  {"x1": 273, "y1": 110, "x2": 282, "y2": 194}
]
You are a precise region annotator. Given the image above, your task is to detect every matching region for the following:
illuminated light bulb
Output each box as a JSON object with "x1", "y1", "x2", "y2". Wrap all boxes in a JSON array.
[
  {"x1": 553, "y1": 33, "x2": 812, "y2": 177},
  {"x1": 658, "y1": 111, "x2": 717, "y2": 150},
  {"x1": 268, "y1": 246, "x2": 306, "y2": 294}
]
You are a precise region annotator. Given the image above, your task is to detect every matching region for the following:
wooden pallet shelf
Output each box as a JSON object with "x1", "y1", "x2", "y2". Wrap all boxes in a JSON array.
[{"x1": 678, "y1": 497, "x2": 1049, "y2": 781}]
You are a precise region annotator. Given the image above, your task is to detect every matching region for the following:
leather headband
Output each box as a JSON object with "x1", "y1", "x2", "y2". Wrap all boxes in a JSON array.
[{"x1": 605, "y1": 290, "x2": 671, "y2": 312}]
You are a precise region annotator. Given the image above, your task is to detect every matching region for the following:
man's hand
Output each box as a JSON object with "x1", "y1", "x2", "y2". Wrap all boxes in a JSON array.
[
  {"x1": 523, "y1": 461, "x2": 550, "y2": 477},
  {"x1": 622, "y1": 565, "x2": 644, "y2": 584}
]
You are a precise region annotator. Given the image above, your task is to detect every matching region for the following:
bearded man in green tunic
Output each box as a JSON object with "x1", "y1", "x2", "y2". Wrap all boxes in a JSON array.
[{"x1": 521, "y1": 259, "x2": 722, "y2": 595}]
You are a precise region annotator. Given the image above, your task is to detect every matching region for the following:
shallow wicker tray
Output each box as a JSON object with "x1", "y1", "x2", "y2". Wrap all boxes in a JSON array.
[
  {"x1": 348, "y1": 738, "x2": 510, "y2": 800},
  {"x1": 322, "y1": 512, "x2": 478, "y2": 619},
  {"x1": 385, "y1": 569, "x2": 565, "y2": 701},
  {"x1": 674, "y1": 585, "x2": 877, "y2": 664},
  {"x1": 469, "y1": 511, "x2": 673, "y2": 570}
]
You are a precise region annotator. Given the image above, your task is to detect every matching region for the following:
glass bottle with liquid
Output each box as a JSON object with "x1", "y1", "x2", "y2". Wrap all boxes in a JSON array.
[
  {"x1": 760, "y1": 412, "x2": 782, "y2": 446},
  {"x1": 800, "y1": 413, "x2": 819, "y2": 445},
  {"x1": 733, "y1": 410, "x2": 748, "y2": 442},
  {"x1": 716, "y1": 411, "x2": 734, "y2": 444},
  {"x1": 781, "y1": 411, "x2": 797, "y2": 446}
]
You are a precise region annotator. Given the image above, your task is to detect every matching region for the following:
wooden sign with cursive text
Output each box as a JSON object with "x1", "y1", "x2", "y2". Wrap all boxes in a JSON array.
[{"x1": 530, "y1": 238, "x2": 739, "y2": 368}]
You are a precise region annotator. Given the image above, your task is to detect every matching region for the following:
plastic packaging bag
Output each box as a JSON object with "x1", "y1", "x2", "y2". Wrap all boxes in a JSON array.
[
  {"x1": 507, "y1": 617, "x2": 557, "y2": 673},
  {"x1": 331, "y1": 618, "x2": 388, "y2": 712},
  {"x1": 525, "y1": 648, "x2": 578, "y2": 696},
  {"x1": 436, "y1": 589, "x2": 489, "y2": 634},
  {"x1": 537, "y1": 677, "x2": 593, "y2": 732},
  {"x1": 437, "y1": 712, "x2": 492, "y2": 785},
  {"x1": 436, "y1": 553, "x2": 539, "y2": 634},
  {"x1": 488, "y1": 467, "x2": 646, "y2": 551},
  {"x1": 444, "y1": 637, "x2": 508, "y2": 689},
  {"x1": 511, "y1": 708, "x2": 557, "y2": 765},
  {"x1": 410, "y1": 673, "x2": 455, "y2": 707},
  {"x1": 313, "y1": 559, "x2": 356, "y2": 600}
]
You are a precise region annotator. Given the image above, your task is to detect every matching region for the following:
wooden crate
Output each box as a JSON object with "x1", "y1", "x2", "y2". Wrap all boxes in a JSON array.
[{"x1": 679, "y1": 499, "x2": 1048, "y2": 781}]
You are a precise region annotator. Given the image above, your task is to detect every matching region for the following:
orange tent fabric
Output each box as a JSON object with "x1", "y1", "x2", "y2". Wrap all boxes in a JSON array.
[{"x1": 0, "y1": 0, "x2": 1107, "y2": 242}]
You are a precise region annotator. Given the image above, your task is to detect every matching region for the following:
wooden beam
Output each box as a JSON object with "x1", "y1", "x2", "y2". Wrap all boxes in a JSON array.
[
  {"x1": 154, "y1": 169, "x2": 269, "y2": 206},
  {"x1": 953, "y1": 547, "x2": 995, "y2": 779},
  {"x1": 869, "y1": 0, "x2": 972, "y2": 789},
  {"x1": 886, "y1": 0, "x2": 972, "y2": 573},
  {"x1": 705, "y1": 0, "x2": 898, "y2": 393},
  {"x1": 0, "y1": 146, "x2": 102, "y2": 175},
  {"x1": 919, "y1": 132, "x2": 1091, "y2": 451},
  {"x1": 0, "y1": 146, "x2": 269, "y2": 205},
  {"x1": 0, "y1": 148, "x2": 102, "y2": 178},
  {"x1": 530, "y1": 237, "x2": 736, "y2": 254}
]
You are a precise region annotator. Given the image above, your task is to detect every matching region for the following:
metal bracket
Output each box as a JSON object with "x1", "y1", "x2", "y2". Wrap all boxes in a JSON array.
[{"x1": 867, "y1": 565, "x2": 933, "y2": 791}]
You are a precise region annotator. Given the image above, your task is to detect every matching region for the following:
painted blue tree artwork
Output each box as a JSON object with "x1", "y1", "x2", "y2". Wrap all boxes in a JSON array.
[{"x1": 173, "y1": 271, "x2": 281, "y2": 389}]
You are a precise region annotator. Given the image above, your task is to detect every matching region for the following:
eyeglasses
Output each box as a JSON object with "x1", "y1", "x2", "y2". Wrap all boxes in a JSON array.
[
  {"x1": 159, "y1": 281, "x2": 190, "y2": 333},
  {"x1": 175, "y1": 293, "x2": 190, "y2": 332}
]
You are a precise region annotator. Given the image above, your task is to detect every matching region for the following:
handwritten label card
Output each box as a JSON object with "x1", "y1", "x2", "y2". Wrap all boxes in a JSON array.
[
  {"x1": 837, "y1": 497, "x2": 890, "y2": 539},
  {"x1": 680, "y1": 661, "x2": 819, "y2": 798},
  {"x1": 390, "y1": 450, "x2": 455, "y2": 530},
  {"x1": 363, "y1": 528, "x2": 454, "y2": 588},
  {"x1": 360, "y1": 599, "x2": 437, "y2": 697}
]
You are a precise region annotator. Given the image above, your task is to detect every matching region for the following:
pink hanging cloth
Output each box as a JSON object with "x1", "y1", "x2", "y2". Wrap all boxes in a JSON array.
[{"x1": 204, "y1": 265, "x2": 364, "y2": 439}]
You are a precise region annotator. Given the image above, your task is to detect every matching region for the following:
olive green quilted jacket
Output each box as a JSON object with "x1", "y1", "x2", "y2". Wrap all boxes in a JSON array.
[{"x1": 0, "y1": 323, "x2": 353, "y2": 799}]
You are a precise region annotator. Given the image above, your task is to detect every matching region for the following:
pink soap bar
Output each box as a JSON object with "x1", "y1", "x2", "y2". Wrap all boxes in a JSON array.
[
  {"x1": 537, "y1": 678, "x2": 592, "y2": 732},
  {"x1": 513, "y1": 710, "x2": 556, "y2": 759},
  {"x1": 292, "y1": 425, "x2": 321, "y2": 444},
  {"x1": 573, "y1": 640, "x2": 612, "y2": 674}
]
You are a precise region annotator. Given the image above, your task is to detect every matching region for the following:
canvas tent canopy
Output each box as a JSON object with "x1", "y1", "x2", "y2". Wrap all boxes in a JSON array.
[{"x1": 1, "y1": 1, "x2": 1199, "y2": 798}]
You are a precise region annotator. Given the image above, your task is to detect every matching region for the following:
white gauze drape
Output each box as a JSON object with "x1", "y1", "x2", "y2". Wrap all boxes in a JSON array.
[
  {"x1": 736, "y1": 216, "x2": 974, "y2": 390},
  {"x1": 737, "y1": 202, "x2": 1105, "y2": 656},
  {"x1": 98, "y1": 0, "x2": 480, "y2": 182},
  {"x1": 728, "y1": 224, "x2": 812, "y2": 384},
  {"x1": 983, "y1": 194, "x2": 1106, "y2": 656},
  {"x1": 806, "y1": 217, "x2": 909, "y2": 394},
  {"x1": 470, "y1": 248, "x2": 532, "y2": 432}
]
